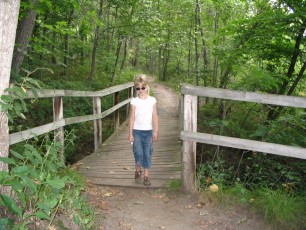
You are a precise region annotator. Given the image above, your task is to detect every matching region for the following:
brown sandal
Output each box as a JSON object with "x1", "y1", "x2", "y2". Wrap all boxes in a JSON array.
[
  {"x1": 143, "y1": 176, "x2": 151, "y2": 186},
  {"x1": 135, "y1": 171, "x2": 141, "y2": 181}
]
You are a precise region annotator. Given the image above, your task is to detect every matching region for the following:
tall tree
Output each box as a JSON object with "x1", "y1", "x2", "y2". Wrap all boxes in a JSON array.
[
  {"x1": 0, "y1": 0, "x2": 20, "y2": 192},
  {"x1": 11, "y1": 0, "x2": 38, "y2": 76},
  {"x1": 63, "y1": 8, "x2": 76, "y2": 76},
  {"x1": 195, "y1": 0, "x2": 209, "y2": 86},
  {"x1": 111, "y1": 35, "x2": 123, "y2": 83},
  {"x1": 89, "y1": 0, "x2": 103, "y2": 82}
]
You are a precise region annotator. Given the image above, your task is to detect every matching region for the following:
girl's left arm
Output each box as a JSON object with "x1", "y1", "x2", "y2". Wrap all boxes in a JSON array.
[{"x1": 152, "y1": 103, "x2": 158, "y2": 141}]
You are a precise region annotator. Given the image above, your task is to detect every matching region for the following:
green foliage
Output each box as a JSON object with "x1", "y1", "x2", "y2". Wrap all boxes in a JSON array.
[
  {"x1": 0, "y1": 77, "x2": 41, "y2": 122},
  {"x1": 199, "y1": 182, "x2": 306, "y2": 229},
  {"x1": 166, "y1": 179, "x2": 182, "y2": 193},
  {"x1": 0, "y1": 139, "x2": 94, "y2": 229},
  {"x1": 195, "y1": 95, "x2": 306, "y2": 229},
  {"x1": 9, "y1": 0, "x2": 306, "y2": 228},
  {"x1": 1, "y1": 81, "x2": 94, "y2": 228},
  {"x1": 251, "y1": 111, "x2": 306, "y2": 147},
  {"x1": 253, "y1": 188, "x2": 306, "y2": 229},
  {"x1": 197, "y1": 99, "x2": 306, "y2": 191},
  {"x1": 232, "y1": 65, "x2": 281, "y2": 92},
  {"x1": 197, "y1": 157, "x2": 234, "y2": 187}
]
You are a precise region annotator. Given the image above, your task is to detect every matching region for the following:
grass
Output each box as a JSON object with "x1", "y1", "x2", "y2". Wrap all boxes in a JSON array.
[
  {"x1": 198, "y1": 182, "x2": 306, "y2": 230},
  {"x1": 166, "y1": 179, "x2": 183, "y2": 193},
  {"x1": 252, "y1": 188, "x2": 306, "y2": 229}
]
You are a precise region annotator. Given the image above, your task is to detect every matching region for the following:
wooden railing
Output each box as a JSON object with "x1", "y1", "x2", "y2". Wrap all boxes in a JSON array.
[
  {"x1": 180, "y1": 84, "x2": 306, "y2": 192},
  {"x1": 9, "y1": 82, "x2": 134, "y2": 154}
]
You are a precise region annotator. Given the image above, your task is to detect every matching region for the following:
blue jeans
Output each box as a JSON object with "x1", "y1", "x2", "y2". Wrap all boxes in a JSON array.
[{"x1": 133, "y1": 129, "x2": 153, "y2": 169}]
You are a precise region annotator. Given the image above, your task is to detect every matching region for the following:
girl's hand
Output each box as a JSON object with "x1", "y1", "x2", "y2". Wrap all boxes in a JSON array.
[
  {"x1": 153, "y1": 132, "x2": 158, "y2": 141},
  {"x1": 128, "y1": 135, "x2": 134, "y2": 143}
]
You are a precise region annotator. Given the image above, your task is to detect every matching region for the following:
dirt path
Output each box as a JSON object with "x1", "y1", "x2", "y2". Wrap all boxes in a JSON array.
[
  {"x1": 87, "y1": 185, "x2": 267, "y2": 230},
  {"x1": 86, "y1": 78, "x2": 267, "y2": 230}
]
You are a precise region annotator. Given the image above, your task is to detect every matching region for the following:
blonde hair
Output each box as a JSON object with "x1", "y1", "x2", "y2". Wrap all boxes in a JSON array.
[{"x1": 134, "y1": 74, "x2": 150, "y2": 95}]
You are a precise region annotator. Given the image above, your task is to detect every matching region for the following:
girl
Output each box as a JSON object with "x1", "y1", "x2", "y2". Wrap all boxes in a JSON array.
[{"x1": 128, "y1": 75, "x2": 158, "y2": 186}]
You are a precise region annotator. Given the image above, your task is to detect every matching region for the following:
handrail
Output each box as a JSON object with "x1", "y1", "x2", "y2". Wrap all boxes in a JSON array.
[
  {"x1": 181, "y1": 85, "x2": 306, "y2": 108},
  {"x1": 18, "y1": 82, "x2": 134, "y2": 99},
  {"x1": 180, "y1": 84, "x2": 306, "y2": 192},
  {"x1": 9, "y1": 82, "x2": 134, "y2": 155}
]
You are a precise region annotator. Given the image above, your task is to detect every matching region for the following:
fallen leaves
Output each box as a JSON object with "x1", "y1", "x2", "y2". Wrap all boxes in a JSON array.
[
  {"x1": 152, "y1": 193, "x2": 166, "y2": 199},
  {"x1": 134, "y1": 201, "x2": 145, "y2": 205},
  {"x1": 237, "y1": 216, "x2": 247, "y2": 224},
  {"x1": 103, "y1": 192, "x2": 112, "y2": 197},
  {"x1": 199, "y1": 211, "x2": 209, "y2": 216},
  {"x1": 48, "y1": 225, "x2": 56, "y2": 230},
  {"x1": 118, "y1": 221, "x2": 134, "y2": 230},
  {"x1": 152, "y1": 191, "x2": 171, "y2": 203},
  {"x1": 86, "y1": 186, "x2": 122, "y2": 211},
  {"x1": 197, "y1": 202, "x2": 205, "y2": 208}
]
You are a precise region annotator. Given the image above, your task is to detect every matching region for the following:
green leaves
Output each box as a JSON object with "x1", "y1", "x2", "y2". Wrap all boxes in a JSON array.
[
  {"x1": 0, "y1": 194, "x2": 22, "y2": 217},
  {"x1": 0, "y1": 157, "x2": 16, "y2": 165},
  {"x1": 0, "y1": 141, "x2": 93, "y2": 228},
  {"x1": 0, "y1": 218, "x2": 14, "y2": 230},
  {"x1": 34, "y1": 211, "x2": 51, "y2": 220},
  {"x1": 46, "y1": 177, "x2": 68, "y2": 189},
  {"x1": 0, "y1": 77, "x2": 40, "y2": 122}
]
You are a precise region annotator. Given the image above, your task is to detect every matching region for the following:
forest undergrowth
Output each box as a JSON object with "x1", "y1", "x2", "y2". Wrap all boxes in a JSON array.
[
  {"x1": 162, "y1": 74, "x2": 306, "y2": 229},
  {"x1": 194, "y1": 97, "x2": 306, "y2": 229},
  {"x1": 1, "y1": 70, "x2": 305, "y2": 229}
]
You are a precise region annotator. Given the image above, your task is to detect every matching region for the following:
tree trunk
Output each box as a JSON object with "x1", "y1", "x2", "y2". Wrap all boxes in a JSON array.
[
  {"x1": 219, "y1": 66, "x2": 232, "y2": 89},
  {"x1": 162, "y1": 44, "x2": 170, "y2": 81},
  {"x1": 268, "y1": 24, "x2": 305, "y2": 120},
  {"x1": 187, "y1": 18, "x2": 193, "y2": 79},
  {"x1": 63, "y1": 9, "x2": 75, "y2": 76},
  {"x1": 278, "y1": 24, "x2": 305, "y2": 95},
  {"x1": 158, "y1": 45, "x2": 163, "y2": 81},
  {"x1": 194, "y1": 4, "x2": 199, "y2": 86},
  {"x1": 148, "y1": 47, "x2": 154, "y2": 74},
  {"x1": 133, "y1": 40, "x2": 140, "y2": 68},
  {"x1": 196, "y1": 0, "x2": 209, "y2": 86},
  {"x1": 11, "y1": 0, "x2": 38, "y2": 76},
  {"x1": 0, "y1": 0, "x2": 20, "y2": 193},
  {"x1": 161, "y1": 28, "x2": 171, "y2": 82},
  {"x1": 89, "y1": 0, "x2": 103, "y2": 82},
  {"x1": 213, "y1": 11, "x2": 219, "y2": 88},
  {"x1": 287, "y1": 60, "x2": 306, "y2": 96},
  {"x1": 111, "y1": 35, "x2": 123, "y2": 83},
  {"x1": 51, "y1": 0, "x2": 57, "y2": 64},
  {"x1": 120, "y1": 37, "x2": 128, "y2": 71}
]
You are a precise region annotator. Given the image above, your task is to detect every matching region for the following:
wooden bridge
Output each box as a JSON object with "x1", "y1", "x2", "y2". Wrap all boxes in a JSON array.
[
  {"x1": 76, "y1": 82, "x2": 181, "y2": 188},
  {"x1": 8, "y1": 80, "x2": 306, "y2": 192}
]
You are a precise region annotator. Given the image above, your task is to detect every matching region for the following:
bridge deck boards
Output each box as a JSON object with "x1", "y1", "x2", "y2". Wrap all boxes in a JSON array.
[{"x1": 78, "y1": 116, "x2": 181, "y2": 188}]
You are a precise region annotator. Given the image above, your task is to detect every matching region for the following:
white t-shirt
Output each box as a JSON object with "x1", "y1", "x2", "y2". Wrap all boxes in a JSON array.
[{"x1": 131, "y1": 96, "x2": 156, "y2": 130}]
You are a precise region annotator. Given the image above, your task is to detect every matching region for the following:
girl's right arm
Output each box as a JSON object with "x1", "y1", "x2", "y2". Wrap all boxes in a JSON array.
[{"x1": 128, "y1": 104, "x2": 136, "y2": 142}]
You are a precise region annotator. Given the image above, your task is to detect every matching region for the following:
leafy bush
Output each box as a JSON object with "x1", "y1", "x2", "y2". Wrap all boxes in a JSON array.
[
  {"x1": 0, "y1": 78, "x2": 94, "y2": 229},
  {"x1": 253, "y1": 188, "x2": 306, "y2": 229},
  {"x1": 0, "y1": 140, "x2": 94, "y2": 229},
  {"x1": 191, "y1": 85, "x2": 306, "y2": 229}
]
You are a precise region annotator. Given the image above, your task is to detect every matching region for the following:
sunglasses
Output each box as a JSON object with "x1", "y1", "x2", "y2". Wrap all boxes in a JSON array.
[{"x1": 135, "y1": 87, "x2": 146, "y2": 91}]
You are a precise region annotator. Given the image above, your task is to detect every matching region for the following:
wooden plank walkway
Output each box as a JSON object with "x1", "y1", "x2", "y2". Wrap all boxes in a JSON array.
[{"x1": 78, "y1": 83, "x2": 181, "y2": 188}]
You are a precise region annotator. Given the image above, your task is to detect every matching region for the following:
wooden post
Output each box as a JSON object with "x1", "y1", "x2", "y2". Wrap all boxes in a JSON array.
[
  {"x1": 114, "y1": 91, "x2": 120, "y2": 130},
  {"x1": 182, "y1": 94, "x2": 197, "y2": 192},
  {"x1": 53, "y1": 96, "x2": 64, "y2": 160},
  {"x1": 93, "y1": 97, "x2": 102, "y2": 150},
  {"x1": 127, "y1": 86, "x2": 133, "y2": 118},
  {"x1": 179, "y1": 94, "x2": 184, "y2": 131}
]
